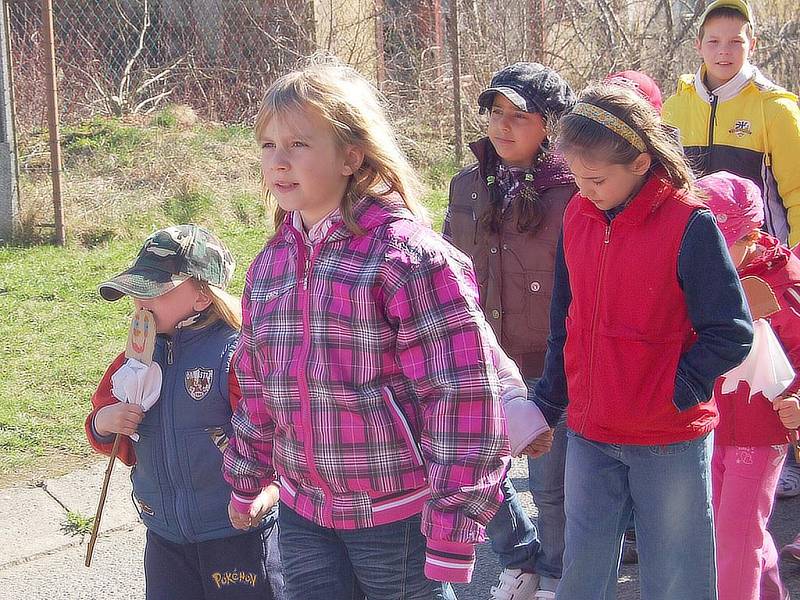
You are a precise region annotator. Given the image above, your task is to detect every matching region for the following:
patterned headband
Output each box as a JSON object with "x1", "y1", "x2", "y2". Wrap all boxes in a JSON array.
[{"x1": 570, "y1": 103, "x2": 647, "y2": 153}]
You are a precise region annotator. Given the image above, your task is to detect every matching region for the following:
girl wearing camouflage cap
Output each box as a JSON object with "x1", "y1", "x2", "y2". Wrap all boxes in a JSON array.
[{"x1": 86, "y1": 224, "x2": 286, "y2": 600}]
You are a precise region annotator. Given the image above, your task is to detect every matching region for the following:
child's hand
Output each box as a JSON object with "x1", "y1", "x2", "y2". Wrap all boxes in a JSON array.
[
  {"x1": 94, "y1": 403, "x2": 144, "y2": 437},
  {"x1": 521, "y1": 429, "x2": 554, "y2": 459},
  {"x1": 228, "y1": 483, "x2": 280, "y2": 530},
  {"x1": 228, "y1": 502, "x2": 252, "y2": 530},
  {"x1": 250, "y1": 483, "x2": 280, "y2": 524},
  {"x1": 774, "y1": 394, "x2": 800, "y2": 430}
]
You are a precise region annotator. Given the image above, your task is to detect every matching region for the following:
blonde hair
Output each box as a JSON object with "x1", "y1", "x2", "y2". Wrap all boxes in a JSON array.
[
  {"x1": 193, "y1": 280, "x2": 242, "y2": 331},
  {"x1": 558, "y1": 84, "x2": 695, "y2": 192},
  {"x1": 255, "y1": 56, "x2": 426, "y2": 233}
]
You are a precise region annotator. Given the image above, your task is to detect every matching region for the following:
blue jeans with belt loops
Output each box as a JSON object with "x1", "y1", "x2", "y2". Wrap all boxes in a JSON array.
[{"x1": 556, "y1": 431, "x2": 716, "y2": 600}]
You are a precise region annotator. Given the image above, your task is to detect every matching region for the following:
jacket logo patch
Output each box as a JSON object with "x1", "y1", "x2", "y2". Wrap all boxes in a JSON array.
[
  {"x1": 185, "y1": 368, "x2": 213, "y2": 401},
  {"x1": 729, "y1": 120, "x2": 752, "y2": 137}
]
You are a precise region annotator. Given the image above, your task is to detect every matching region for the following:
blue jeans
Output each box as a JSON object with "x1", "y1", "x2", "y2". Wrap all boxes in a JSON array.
[
  {"x1": 279, "y1": 505, "x2": 457, "y2": 600},
  {"x1": 486, "y1": 477, "x2": 541, "y2": 572},
  {"x1": 557, "y1": 431, "x2": 717, "y2": 600},
  {"x1": 485, "y1": 420, "x2": 566, "y2": 591},
  {"x1": 528, "y1": 419, "x2": 567, "y2": 582}
]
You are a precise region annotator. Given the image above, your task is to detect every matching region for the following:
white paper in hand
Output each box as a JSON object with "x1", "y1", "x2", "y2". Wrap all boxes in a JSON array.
[
  {"x1": 110, "y1": 358, "x2": 163, "y2": 441},
  {"x1": 720, "y1": 319, "x2": 795, "y2": 402}
]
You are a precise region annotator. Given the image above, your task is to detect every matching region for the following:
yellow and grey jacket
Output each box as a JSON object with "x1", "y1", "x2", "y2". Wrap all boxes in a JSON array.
[{"x1": 663, "y1": 65, "x2": 800, "y2": 246}]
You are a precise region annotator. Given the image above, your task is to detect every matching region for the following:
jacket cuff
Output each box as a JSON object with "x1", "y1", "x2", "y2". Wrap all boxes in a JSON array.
[
  {"x1": 503, "y1": 397, "x2": 550, "y2": 456},
  {"x1": 424, "y1": 539, "x2": 476, "y2": 583},
  {"x1": 91, "y1": 414, "x2": 117, "y2": 445},
  {"x1": 230, "y1": 490, "x2": 259, "y2": 514},
  {"x1": 531, "y1": 393, "x2": 564, "y2": 428},
  {"x1": 673, "y1": 370, "x2": 705, "y2": 411}
]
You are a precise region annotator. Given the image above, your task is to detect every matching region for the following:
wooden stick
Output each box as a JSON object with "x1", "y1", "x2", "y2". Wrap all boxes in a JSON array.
[{"x1": 85, "y1": 433, "x2": 121, "y2": 567}]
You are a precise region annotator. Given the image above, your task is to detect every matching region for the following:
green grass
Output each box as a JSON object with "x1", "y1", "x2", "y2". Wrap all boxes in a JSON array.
[
  {"x1": 61, "y1": 510, "x2": 95, "y2": 538},
  {"x1": 1, "y1": 112, "x2": 458, "y2": 484}
]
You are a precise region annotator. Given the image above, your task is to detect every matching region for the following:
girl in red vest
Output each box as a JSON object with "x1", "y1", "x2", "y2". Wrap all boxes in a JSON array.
[
  {"x1": 531, "y1": 84, "x2": 753, "y2": 599},
  {"x1": 699, "y1": 171, "x2": 800, "y2": 600}
]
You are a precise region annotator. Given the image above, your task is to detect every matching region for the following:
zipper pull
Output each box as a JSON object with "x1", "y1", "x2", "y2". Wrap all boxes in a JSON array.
[
  {"x1": 604, "y1": 225, "x2": 611, "y2": 244},
  {"x1": 303, "y1": 256, "x2": 311, "y2": 290},
  {"x1": 166, "y1": 339, "x2": 174, "y2": 365}
]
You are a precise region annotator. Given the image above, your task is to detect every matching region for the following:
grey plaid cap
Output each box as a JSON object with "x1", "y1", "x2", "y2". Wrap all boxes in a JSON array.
[
  {"x1": 478, "y1": 62, "x2": 576, "y2": 118},
  {"x1": 98, "y1": 224, "x2": 235, "y2": 301}
]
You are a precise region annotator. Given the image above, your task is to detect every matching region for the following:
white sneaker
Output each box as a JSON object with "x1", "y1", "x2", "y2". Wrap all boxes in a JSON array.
[
  {"x1": 490, "y1": 568, "x2": 541, "y2": 600},
  {"x1": 533, "y1": 591, "x2": 556, "y2": 600}
]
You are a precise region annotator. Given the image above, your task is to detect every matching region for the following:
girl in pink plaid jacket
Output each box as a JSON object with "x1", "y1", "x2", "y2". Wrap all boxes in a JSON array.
[{"x1": 223, "y1": 59, "x2": 512, "y2": 600}]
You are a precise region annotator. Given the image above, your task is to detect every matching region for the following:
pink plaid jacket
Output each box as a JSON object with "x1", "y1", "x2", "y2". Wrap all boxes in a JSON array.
[{"x1": 223, "y1": 195, "x2": 510, "y2": 583}]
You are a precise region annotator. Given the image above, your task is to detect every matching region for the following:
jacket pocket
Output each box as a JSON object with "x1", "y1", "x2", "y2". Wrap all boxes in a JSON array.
[
  {"x1": 250, "y1": 280, "x2": 296, "y2": 304},
  {"x1": 183, "y1": 426, "x2": 234, "y2": 533},
  {"x1": 500, "y1": 269, "x2": 555, "y2": 359},
  {"x1": 382, "y1": 387, "x2": 424, "y2": 467},
  {"x1": 130, "y1": 427, "x2": 168, "y2": 529},
  {"x1": 524, "y1": 269, "x2": 554, "y2": 335}
]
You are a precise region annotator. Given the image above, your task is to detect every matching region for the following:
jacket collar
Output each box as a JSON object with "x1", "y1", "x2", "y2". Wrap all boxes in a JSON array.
[
  {"x1": 468, "y1": 137, "x2": 574, "y2": 193},
  {"x1": 158, "y1": 310, "x2": 226, "y2": 344},
  {"x1": 692, "y1": 63, "x2": 760, "y2": 103},
  {"x1": 578, "y1": 168, "x2": 678, "y2": 226},
  {"x1": 280, "y1": 194, "x2": 418, "y2": 246}
]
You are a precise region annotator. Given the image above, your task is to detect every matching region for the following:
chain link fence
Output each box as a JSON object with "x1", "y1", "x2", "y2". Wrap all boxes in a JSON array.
[
  {"x1": 7, "y1": 0, "x2": 318, "y2": 130},
  {"x1": 3, "y1": 0, "x2": 798, "y2": 244},
  {"x1": 6, "y1": 0, "x2": 799, "y2": 135}
]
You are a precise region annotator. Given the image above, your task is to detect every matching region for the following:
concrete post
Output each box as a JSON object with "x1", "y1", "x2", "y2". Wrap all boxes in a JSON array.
[{"x1": 0, "y1": 0, "x2": 18, "y2": 244}]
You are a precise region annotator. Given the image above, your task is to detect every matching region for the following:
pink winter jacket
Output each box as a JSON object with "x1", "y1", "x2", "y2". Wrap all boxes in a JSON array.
[{"x1": 223, "y1": 195, "x2": 510, "y2": 583}]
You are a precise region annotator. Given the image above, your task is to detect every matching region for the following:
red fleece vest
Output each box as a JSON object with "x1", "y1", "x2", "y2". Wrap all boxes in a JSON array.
[{"x1": 562, "y1": 174, "x2": 718, "y2": 445}]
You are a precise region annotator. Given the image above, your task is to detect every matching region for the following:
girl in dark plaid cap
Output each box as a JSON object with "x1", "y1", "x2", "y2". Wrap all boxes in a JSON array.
[
  {"x1": 87, "y1": 224, "x2": 285, "y2": 600},
  {"x1": 443, "y1": 62, "x2": 578, "y2": 599},
  {"x1": 223, "y1": 58, "x2": 510, "y2": 600}
]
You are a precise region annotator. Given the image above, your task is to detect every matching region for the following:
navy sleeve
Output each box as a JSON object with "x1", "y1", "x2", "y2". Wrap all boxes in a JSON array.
[
  {"x1": 531, "y1": 232, "x2": 571, "y2": 426},
  {"x1": 674, "y1": 209, "x2": 753, "y2": 410}
]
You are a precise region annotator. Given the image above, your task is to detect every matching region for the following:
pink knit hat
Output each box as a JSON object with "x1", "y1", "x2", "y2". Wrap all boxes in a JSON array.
[{"x1": 697, "y1": 171, "x2": 764, "y2": 246}]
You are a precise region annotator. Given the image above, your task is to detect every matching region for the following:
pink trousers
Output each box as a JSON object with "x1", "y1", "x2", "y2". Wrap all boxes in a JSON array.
[{"x1": 712, "y1": 444, "x2": 788, "y2": 600}]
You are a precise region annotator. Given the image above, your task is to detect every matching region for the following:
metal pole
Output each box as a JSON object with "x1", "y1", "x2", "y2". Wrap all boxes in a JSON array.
[
  {"x1": 0, "y1": 0, "x2": 18, "y2": 244},
  {"x1": 41, "y1": 0, "x2": 65, "y2": 246}
]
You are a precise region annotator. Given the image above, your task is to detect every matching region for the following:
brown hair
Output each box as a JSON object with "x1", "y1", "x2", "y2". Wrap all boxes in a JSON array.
[
  {"x1": 699, "y1": 8, "x2": 754, "y2": 41},
  {"x1": 557, "y1": 84, "x2": 695, "y2": 192},
  {"x1": 255, "y1": 56, "x2": 426, "y2": 234}
]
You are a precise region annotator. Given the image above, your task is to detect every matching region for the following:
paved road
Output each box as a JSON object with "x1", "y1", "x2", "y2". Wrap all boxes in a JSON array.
[{"x1": 1, "y1": 459, "x2": 798, "y2": 599}]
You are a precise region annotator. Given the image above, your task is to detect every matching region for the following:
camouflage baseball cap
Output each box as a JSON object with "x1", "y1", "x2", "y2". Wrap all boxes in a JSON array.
[{"x1": 98, "y1": 224, "x2": 235, "y2": 301}]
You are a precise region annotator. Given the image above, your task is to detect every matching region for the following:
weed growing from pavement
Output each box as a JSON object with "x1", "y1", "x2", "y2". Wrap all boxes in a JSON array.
[{"x1": 62, "y1": 511, "x2": 95, "y2": 538}]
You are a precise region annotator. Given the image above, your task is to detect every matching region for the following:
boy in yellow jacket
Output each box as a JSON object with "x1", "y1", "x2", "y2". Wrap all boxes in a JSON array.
[{"x1": 663, "y1": 0, "x2": 800, "y2": 246}]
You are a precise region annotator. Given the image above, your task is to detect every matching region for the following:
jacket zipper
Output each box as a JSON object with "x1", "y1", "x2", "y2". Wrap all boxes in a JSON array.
[
  {"x1": 579, "y1": 223, "x2": 612, "y2": 434},
  {"x1": 292, "y1": 229, "x2": 336, "y2": 525},
  {"x1": 705, "y1": 93, "x2": 718, "y2": 174},
  {"x1": 160, "y1": 335, "x2": 193, "y2": 540},
  {"x1": 730, "y1": 386, "x2": 736, "y2": 446}
]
